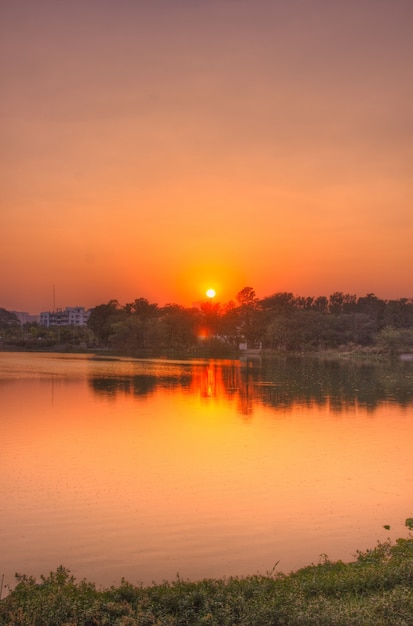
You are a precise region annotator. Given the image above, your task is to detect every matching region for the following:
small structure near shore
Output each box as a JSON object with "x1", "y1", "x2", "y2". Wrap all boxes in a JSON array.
[{"x1": 239, "y1": 341, "x2": 262, "y2": 355}]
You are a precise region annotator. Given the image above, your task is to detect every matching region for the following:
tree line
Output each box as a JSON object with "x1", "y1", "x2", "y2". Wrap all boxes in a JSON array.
[
  {"x1": 1, "y1": 288, "x2": 413, "y2": 355},
  {"x1": 86, "y1": 288, "x2": 413, "y2": 356}
]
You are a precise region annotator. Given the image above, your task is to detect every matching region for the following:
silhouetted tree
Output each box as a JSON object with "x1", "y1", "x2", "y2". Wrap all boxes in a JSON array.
[
  {"x1": 124, "y1": 298, "x2": 160, "y2": 320},
  {"x1": 199, "y1": 300, "x2": 222, "y2": 337},
  {"x1": 87, "y1": 300, "x2": 121, "y2": 344},
  {"x1": 159, "y1": 304, "x2": 199, "y2": 350},
  {"x1": 384, "y1": 298, "x2": 413, "y2": 328},
  {"x1": 236, "y1": 287, "x2": 264, "y2": 344},
  {"x1": 312, "y1": 296, "x2": 329, "y2": 313},
  {"x1": 329, "y1": 292, "x2": 357, "y2": 314},
  {"x1": 0, "y1": 308, "x2": 20, "y2": 329},
  {"x1": 260, "y1": 292, "x2": 296, "y2": 316},
  {"x1": 83, "y1": 288, "x2": 413, "y2": 357},
  {"x1": 357, "y1": 293, "x2": 386, "y2": 330},
  {"x1": 218, "y1": 300, "x2": 239, "y2": 342}
]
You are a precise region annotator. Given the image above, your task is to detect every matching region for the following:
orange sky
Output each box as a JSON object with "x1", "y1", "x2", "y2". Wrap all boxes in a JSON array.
[{"x1": 1, "y1": 0, "x2": 412, "y2": 313}]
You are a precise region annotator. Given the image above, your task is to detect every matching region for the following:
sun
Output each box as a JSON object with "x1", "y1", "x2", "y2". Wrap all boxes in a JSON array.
[{"x1": 206, "y1": 288, "x2": 216, "y2": 299}]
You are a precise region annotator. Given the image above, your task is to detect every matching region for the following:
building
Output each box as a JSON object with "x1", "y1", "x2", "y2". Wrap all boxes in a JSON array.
[
  {"x1": 12, "y1": 311, "x2": 40, "y2": 325},
  {"x1": 40, "y1": 307, "x2": 90, "y2": 327}
]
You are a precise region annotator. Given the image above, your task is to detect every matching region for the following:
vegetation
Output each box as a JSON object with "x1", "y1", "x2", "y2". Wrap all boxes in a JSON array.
[
  {"x1": 84, "y1": 289, "x2": 413, "y2": 356},
  {"x1": 2, "y1": 289, "x2": 413, "y2": 356},
  {"x1": 0, "y1": 317, "x2": 93, "y2": 352},
  {"x1": 1, "y1": 522, "x2": 413, "y2": 625},
  {"x1": 0, "y1": 308, "x2": 20, "y2": 341}
]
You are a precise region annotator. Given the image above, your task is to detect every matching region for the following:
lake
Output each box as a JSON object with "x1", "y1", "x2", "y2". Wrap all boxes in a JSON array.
[{"x1": 1, "y1": 351, "x2": 412, "y2": 592}]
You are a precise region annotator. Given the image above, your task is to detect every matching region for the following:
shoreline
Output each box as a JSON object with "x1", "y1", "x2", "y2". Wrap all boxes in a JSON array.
[{"x1": 1, "y1": 533, "x2": 412, "y2": 625}]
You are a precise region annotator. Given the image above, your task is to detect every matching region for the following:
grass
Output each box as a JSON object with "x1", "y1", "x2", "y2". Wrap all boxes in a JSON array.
[{"x1": 1, "y1": 532, "x2": 413, "y2": 625}]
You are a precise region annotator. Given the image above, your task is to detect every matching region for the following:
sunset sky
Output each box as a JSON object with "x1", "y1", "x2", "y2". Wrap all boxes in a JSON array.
[{"x1": 1, "y1": 0, "x2": 412, "y2": 314}]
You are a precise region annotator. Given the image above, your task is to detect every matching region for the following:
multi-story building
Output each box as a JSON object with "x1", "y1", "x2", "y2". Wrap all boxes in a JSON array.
[
  {"x1": 40, "y1": 307, "x2": 90, "y2": 327},
  {"x1": 12, "y1": 311, "x2": 40, "y2": 325}
]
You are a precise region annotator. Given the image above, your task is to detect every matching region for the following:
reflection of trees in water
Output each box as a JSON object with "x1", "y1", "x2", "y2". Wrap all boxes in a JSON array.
[
  {"x1": 258, "y1": 357, "x2": 413, "y2": 411},
  {"x1": 89, "y1": 374, "x2": 191, "y2": 398},
  {"x1": 195, "y1": 357, "x2": 413, "y2": 413},
  {"x1": 188, "y1": 361, "x2": 258, "y2": 416},
  {"x1": 237, "y1": 361, "x2": 261, "y2": 416},
  {"x1": 88, "y1": 357, "x2": 413, "y2": 412}
]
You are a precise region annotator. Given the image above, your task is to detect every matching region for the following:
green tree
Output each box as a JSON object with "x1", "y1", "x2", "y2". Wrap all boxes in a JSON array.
[
  {"x1": 159, "y1": 304, "x2": 199, "y2": 350},
  {"x1": 0, "y1": 307, "x2": 20, "y2": 330},
  {"x1": 384, "y1": 298, "x2": 413, "y2": 329},
  {"x1": 260, "y1": 292, "x2": 296, "y2": 316},
  {"x1": 199, "y1": 300, "x2": 222, "y2": 337},
  {"x1": 124, "y1": 298, "x2": 159, "y2": 319},
  {"x1": 236, "y1": 286, "x2": 259, "y2": 308},
  {"x1": 313, "y1": 295, "x2": 329, "y2": 313},
  {"x1": 357, "y1": 293, "x2": 386, "y2": 331},
  {"x1": 236, "y1": 287, "x2": 263, "y2": 344},
  {"x1": 87, "y1": 300, "x2": 121, "y2": 344},
  {"x1": 122, "y1": 298, "x2": 161, "y2": 350},
  {"x1": 110, "y1": 316, "x2": 146, "y2": 354},
  {"x1": 0, "y1": 308, "x2": 21, "y2": 342},
  {"x1": 218, "y1": 300, "x2": 239, "y2": 342},
  {"x1": 329, "y1": 292, "x2": 357, "y2": 314},
  {"x1": 265, "y1": 317, "x2": 291, "y2": 350},
  {"x1": 376, "y1": 327, "x2": 413, "y2": 355}
]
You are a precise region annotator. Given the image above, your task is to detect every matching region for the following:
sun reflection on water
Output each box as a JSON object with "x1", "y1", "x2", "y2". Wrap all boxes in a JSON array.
[{"x1": 1, "y1": 352, "x2": 413, "y2": 591}]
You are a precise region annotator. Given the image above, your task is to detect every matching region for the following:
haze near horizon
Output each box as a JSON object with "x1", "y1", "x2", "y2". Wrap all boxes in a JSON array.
[{"x1": 1, "y1": 0, "x2": 412, "y2": 314}]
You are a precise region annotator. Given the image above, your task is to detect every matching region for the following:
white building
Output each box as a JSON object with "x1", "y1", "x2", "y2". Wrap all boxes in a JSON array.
[{"x1": 40, "y1": 307, "x2": 90, "y2": 327}]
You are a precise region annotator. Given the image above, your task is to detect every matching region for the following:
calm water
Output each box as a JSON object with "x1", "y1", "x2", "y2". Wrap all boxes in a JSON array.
[{"x1": 1, "y1": 351, "x2": 413, "y2": 591}]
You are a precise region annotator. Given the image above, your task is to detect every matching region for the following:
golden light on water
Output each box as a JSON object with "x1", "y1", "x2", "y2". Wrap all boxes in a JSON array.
[{"x1": 2, "y1": 353, "x2": 413, "y2": 588}]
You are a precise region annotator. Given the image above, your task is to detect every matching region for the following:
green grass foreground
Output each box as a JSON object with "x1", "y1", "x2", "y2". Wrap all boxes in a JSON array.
[{"x1": 1, "y1": 536, "x2": 413, "y2": 626}]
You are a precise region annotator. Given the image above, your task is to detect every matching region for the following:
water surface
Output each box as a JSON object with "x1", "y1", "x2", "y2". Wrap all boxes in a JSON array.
[{"x1": 1, "y1": 352, "x2": 412, "y2": 590}]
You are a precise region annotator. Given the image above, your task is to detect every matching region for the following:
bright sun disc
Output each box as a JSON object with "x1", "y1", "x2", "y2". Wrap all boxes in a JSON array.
[{"x1": 206, "y1": 288, "x2": 216, "y2": 298}]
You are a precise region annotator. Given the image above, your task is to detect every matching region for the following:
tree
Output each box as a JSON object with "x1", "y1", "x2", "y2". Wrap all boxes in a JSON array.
[
  {"x1": 235, "y1": 287, "x2": 263, "y2": 344},
  {"x1": 121, "y1": 298, "x2": 161, "y2": 350},
  {"x1": 159, "y1": 304, "x2": 199, "y2": 350},
  {"x1": 329, "y1": 292, "x2": 356, "y2": 314},
  {"x1": 260, "y1": 292, "x2": 296, "y2": 316},
  {"x1": 265, "y1": 317, "x2": 291, "y2": 350},
  {"x1": 124, "y1": 298, "x2": 159, "y2": 320},
  {"x1": 218, "y1": 300, "x2": 239, "y2": 342},
  {"x1": 0, "y1": 308, "x2": 21, "y2": 342},
  {"x1": 356, "y1": 293, "x2": 386, "y2": 330},
  {"x1": 0, "y1": 308, "x2": 20, "y2": 329},
  {"x1": 236, "y1": 286, "x2": 259, "y2": 308},
  {"x1": 376, "y1": 327, "x2": 413, "y2": 355},
  {"x1": 384, "y1": 298, "x2": 413, "y2": 329},
  {"x1": 199, "y1": 300, "x2": 222, "y2": 337},
  {"x1": 110, "y1": 316, "x2": 145, "y2": 354},
  {"x1": 312, "y1": 296, "x2": 329, "y2": 313},
  {"x1": 87, "y1": 300, "x2": 121, "y2": 344}
]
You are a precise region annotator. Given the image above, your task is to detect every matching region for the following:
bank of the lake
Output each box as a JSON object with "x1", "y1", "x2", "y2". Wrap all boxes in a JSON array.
[{"x1": 1, "y1": 534, "x2": 413, "y2": 626}]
